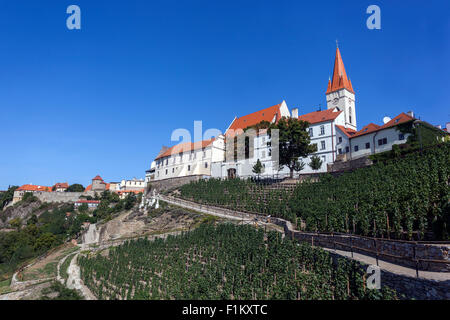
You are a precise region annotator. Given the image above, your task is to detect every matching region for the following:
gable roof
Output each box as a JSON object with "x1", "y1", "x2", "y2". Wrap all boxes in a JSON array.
[
  {"x1": 225, "y1": 102, "x2": 283, "y2": 137},
  {"x1": 326, "y1": 47, "x2": 354, "y2": 94},
  {"x1": 155, "y1": 138, "x2": 215, "y2": 160},
  {"x1": 17, "y1": 185, "x2": 52, "y2": 192},
  {"x1": 335, "y1": 125, "x2": 357, "y2": 138},
  {"x1": 298, "y1": 108, "x2": 343, "y2": 124},
  {"x1": 351, "y1": 113, "x2": 414, "y2": 138}
]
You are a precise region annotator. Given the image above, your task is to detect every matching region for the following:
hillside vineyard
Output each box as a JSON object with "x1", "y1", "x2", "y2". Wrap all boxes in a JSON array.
[
  {"x1": 179, "y1": 144, "x2": 450, "y2": 240},
  {"x1": 78, "y1": 224, "x2": 397, "y2": 300}
]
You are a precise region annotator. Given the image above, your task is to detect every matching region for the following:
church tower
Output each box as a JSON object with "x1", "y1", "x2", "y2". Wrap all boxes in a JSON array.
[{"x1": 326, "y1": 46, "x2": 357, "y2": 130}]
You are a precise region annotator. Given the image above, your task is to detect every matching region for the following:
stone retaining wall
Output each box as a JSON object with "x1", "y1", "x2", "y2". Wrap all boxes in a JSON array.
[{"x1": 148, "y1": 175, "x2": 209, "y2": 193}]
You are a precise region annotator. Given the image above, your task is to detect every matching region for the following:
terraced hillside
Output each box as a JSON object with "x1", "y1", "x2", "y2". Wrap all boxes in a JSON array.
[
  {"x1": 178, "y1": 143, "x2": 450, "y2": 240},
  {"x1": 78, "y1": 223, "x2": 398, "y2": 300}
]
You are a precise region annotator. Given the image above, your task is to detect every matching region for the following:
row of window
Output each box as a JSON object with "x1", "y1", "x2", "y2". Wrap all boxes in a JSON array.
[
  {"x1": 156, "y1": 150, "x2": 208, "y2": 168},
  {"x1": 337, "y1": 134, "x2": 405, "y2": 154},
  {"x1": 308, "y1": 125, "x2": 326, "y2": 138},
  {"x1": 157, "y1": 162, "x2": 209, "y2": 177}
]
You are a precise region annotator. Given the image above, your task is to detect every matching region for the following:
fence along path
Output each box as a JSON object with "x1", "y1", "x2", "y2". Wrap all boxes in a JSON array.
[{"x1": 158, "y1": 194, "x2": 450, "y2": 281}]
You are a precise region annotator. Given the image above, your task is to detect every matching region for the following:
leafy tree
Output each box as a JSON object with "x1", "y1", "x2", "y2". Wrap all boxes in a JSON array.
[
  {"x1": 308, "y1": 155, "x2": 323, "y2": 172},
  {"x1": 22, "y1": 192, "x2": 38, "y2": 203},
  {"x1": 67, "y1": 184, "x2": 85, "y2": 192},
  {"x1": 252, "y1": 159, "x2": 264, "y2": 178},
  {"x1": 34, "y1": 233, "x2": 59, "y2": 252},
  {"x1": 9, "y1": 217, "x2": 22, "y2": 231},
  {"x1": 293, "y1": 160, "x2": 305, "y2": 176},
  {"x1": 269, "y1": 117, "x2": 317, "y2": 178},
  {"x1": 0, "y1": 186, "x2": 18, "y2": 211},
  {"x1": 77, "y1": 203, "x2": 89, "y2": 213}
]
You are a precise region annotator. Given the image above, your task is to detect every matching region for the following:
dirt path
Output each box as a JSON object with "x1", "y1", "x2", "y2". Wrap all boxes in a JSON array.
[{"x1": 66, "y1": 253, "x2": 97, "y2": 300}]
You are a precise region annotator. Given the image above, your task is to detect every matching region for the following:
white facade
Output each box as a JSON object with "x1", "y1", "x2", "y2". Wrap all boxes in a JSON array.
[
  {"x1": 349, "y1": 127, "x2": 410, "y2": 159},
  {"x1": 326, "y1": 89, "x2": 357, "y2": 131},
  {"x1": 154, "y1": 136, "x2": 225, "y2": 181},
  {"x1": 119, "y1": 178, "x2": 146, "y2": 191}
]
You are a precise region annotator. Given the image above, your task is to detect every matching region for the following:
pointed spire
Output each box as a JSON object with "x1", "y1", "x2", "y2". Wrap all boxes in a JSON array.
[{"x1": 326, "y1": 46, "x2": 354, "y2": 94}]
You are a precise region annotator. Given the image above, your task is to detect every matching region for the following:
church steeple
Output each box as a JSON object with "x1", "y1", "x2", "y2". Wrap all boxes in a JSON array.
[
  {"x1": 326, "y1": 47, "x2": 354, "y2": 94},
  {"x1": 325, "y1": 46, "x2": 357, "y2": 131}
]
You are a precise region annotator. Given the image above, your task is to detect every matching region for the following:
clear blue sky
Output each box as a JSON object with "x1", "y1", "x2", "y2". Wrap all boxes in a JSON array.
[{"x1": 0, "y1": 0, "x2": 449, "y2": 189}]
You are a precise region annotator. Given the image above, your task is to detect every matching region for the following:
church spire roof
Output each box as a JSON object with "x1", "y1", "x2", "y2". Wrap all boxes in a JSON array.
[{"x1": 326, "y1": 47, "x2": 354, "y2": 94}]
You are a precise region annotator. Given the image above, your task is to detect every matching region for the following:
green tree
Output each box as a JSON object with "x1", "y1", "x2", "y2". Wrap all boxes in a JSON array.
[
  {"x1": 293, "y1": 160, "x2": 305, "y2": 177},
  {"x1": 0, "y1": 186, "x2": 18, "y2": 211},
  {"x1": 34, "y1": 233, "x2": 59, "y2": 252},
  {"x1": 269, "y1": 118, "x2": 317, "y2": 178},
  {"x1": 308, "y1": 155, "x2": 323, "y2": 173},
  {"x1": 9, "y1": 217, "x2": 22, "y2": 231},
  {"x1": 252, "y1": 159, "x2": 263, "y2": 178},
  {"x1": 67, "y1": 184, "x2": 85, "y2": 192}
]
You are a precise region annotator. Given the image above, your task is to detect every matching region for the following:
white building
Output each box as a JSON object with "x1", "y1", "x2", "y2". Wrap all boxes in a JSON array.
[
  {"x1": 212, "y1": 101, "x2": 291, "y2": 178},
  {"x1": 120, "y1": 178, "x2": 146, "y2": 191},
  {"x1": 335, "y1": 112, "x2": 415, "y2": 160},
  {"x1": 153, "y1": 136, "x2": 225, "y2": 181},
  {"x1": 212, "y1": 46, "x2": 358, "y2": 178},
  {"x1": 145, "y1": 161, "x2": 156, "y2": 183}
]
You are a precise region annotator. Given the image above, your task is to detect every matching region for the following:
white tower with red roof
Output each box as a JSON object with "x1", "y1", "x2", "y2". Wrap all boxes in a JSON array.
[{"x1": 325, "y1": 45, "x2": 357, "y2": 131}]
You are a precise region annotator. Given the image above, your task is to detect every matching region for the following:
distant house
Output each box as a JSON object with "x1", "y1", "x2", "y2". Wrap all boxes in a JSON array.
[
  {"x1": 53, "y1": 182, "x2": 69, "y2": 192},
  {"x1": 120, "y1": 178, "x2": 146, "y2": 191},
  {"x1": 74, "y1": 200, "x2": 100, "y2": 209},
  {"x1": 116, "y1": 189, "x2": 144, "y2": 199},
  {"x1": 13, "y1": 184, "x2": 52, "y2": 204},
  {"x1": 85, "y1": 175, "x2": 110, "y2": 193}
]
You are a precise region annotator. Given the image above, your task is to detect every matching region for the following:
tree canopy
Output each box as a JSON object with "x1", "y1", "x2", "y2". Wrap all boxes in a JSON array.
[{"x1": 269, "y1": 117, "x2": 317, "y2": 178}]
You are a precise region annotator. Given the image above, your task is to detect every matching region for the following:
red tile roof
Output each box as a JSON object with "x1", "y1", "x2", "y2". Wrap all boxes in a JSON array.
[
  {"x1": 75, "y1": 200, "x2": 100, "y2": 204},
  {"x1": 17, "y1": 185, "x2": 52, "y2": 192},
  {"x1": 85, "y1": 183, "x2": 110, "y2": 191},
  {"x1": 326, "y1": 47, "x2": 354, "y2": 94},
  {"x1": 92, "y1": 175, "x2": 103, "y2": 181},
  {"x1": 117, "y1": 189, "x2": 144, "y2": 195},
  {"x1": 225, "y1": 103, "x2": 283, "y2": 137},
  {"x1": 298, "y1": 108, "x2": 343, "y2": 124},
  {"x1": 155, "y1": 138, "x2": 215, "y2": 160},
  {"x1": 335, "y1": 125, "x2": 357, "y2": 138},
  {"x1": 53, "y1": 182, "x2": 69, "y2": 189},
  {"x1": 351, "y1": 113, "x2": 414, "y2": 138}
]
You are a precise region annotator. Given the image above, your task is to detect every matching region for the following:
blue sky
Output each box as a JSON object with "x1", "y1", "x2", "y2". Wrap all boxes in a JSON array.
[{"x1": 0, "y1": 0, "x2": 449, "y2": 189}]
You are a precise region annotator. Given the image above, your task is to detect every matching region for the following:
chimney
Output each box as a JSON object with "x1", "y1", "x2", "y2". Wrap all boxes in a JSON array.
[
  {"x1": 407, "y1": 110, "x2": 414, "y2": 118},
  {"x1": 446, "y1": 122, "x2": 450, "y2": 132},
  {"x1": 291, "y1": 108, "x2": 298, "y2": 119}
]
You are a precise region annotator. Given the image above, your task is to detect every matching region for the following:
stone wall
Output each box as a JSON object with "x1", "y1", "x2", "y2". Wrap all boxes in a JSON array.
[
  {"x1": 13, "y1": 190, "x2": 96, "y2": 204},
  {"x1": 148, "y1": 175, "x2": 207, "y2": 193},
  {"x1": 328, "y1": 156, "x2": 373, "y2": 172}
]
